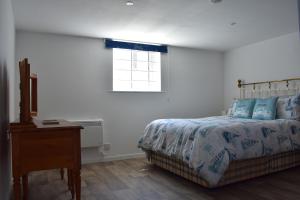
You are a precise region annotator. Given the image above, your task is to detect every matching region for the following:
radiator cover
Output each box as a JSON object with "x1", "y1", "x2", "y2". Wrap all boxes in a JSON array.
[{"x1": 70, "y1": 119, "x2": 103, "y2": 148}]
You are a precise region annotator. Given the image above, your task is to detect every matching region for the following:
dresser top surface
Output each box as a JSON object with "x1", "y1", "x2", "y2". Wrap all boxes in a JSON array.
[{"x1": 10, "y1": 119, "x2": 82, "y2": 132}]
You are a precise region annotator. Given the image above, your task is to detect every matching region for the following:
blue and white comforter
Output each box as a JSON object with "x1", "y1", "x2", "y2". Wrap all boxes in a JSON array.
[{"x1": 138, "y1": 116, "x2": 300, "y2": 186}]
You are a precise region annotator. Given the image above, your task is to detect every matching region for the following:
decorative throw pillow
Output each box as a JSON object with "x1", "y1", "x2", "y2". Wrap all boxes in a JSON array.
[
  {"x1": 232, "y1": 99, "x2": 256, "y2": 119},
  {"x1": 252, "y1": 97, "x2": 279, "y2": 120},
  {"x1": 276, "y1": 93, "x2": 300, "y2": 120}
]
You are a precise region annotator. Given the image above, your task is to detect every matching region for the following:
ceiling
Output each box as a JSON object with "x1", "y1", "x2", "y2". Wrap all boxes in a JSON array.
[{"x1": 12, "y1": 0, "x2": 299, "y2": 51}]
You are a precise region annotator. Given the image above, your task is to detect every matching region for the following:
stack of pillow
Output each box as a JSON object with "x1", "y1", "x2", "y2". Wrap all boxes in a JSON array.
[{"x1": 228, "y1": 93, "x2": 300, "y2": 120}]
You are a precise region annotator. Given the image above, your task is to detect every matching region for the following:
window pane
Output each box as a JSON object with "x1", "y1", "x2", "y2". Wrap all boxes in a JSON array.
[
  {"x1": 132, "y1": 50, "x2": 148, "y2": 62},
  {"x1": 149, "y1": 62, "x2": 160, "y2": 72},
  {"x1": 149, "y1": 72, "x2": 160, "y2": 82},
  {"x1": 132, "y1": 81, "x2": 149, "y2": 91},
  {"x1": 114, "y1": 60, "x2": 131, "y2": 71},
  {"x1": 132, "y1": 71, "x2": 148, "y2": 81},
  {"x1": 149, "y1": 52, "x2": 160, "y2": 63},
  {"x1": 113, "y1": 80, "x2": 131, "y2": 91},
  {"x1": 114, "y1": 70, "x2": 131, "y2": 81},
  {"x1": 113, "y1": 48, "x2": 131, "y2": 60},
  {"x1": 113, "y1": 48, "x2": 161, "y2": 92},
  {"x1": 132, "y1": 61, "x2": 148, "y2": 71},
  {"x1": 148, "y1": 82, "x2": 161, "y2": 91}
]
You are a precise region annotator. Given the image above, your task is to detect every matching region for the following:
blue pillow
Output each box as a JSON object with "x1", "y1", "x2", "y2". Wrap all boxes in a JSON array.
[
  {"x1": 252, "y1": 97, "x2": 279, "y2": 120},
  {"x1": 232, "y1": 99, "x2": 256, "y2": 118}
]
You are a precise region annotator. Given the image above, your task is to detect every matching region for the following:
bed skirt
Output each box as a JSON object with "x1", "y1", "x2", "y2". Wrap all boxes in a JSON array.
[{"x1": 145, "y1": 150, "x2": 300, "y2": 188}]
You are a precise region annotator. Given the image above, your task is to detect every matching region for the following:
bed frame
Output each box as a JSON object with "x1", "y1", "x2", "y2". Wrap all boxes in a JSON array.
[{"x1": 145, "y1": 77, "x2": 300, "y2": 188}]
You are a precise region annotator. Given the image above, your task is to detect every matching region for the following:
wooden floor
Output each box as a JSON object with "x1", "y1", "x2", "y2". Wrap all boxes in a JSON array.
[{"x1": 26, "y1": 158, "x2": 300, "y2": 200}]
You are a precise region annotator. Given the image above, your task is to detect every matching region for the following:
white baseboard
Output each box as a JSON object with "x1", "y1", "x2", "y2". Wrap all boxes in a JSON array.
[
  {"x1": 81, "y1": 152, "x2": 146, "y2": 164},
  {"x1": 102, "y1": 152, "x2": 146, "y2": 162},
  {"x1": 82, "y1": 157, "x2": 103, "y2": 164}
]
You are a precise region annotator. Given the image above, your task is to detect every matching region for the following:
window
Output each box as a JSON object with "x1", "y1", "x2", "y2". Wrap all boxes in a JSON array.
[{"x1": 113, "y1": 48, "x2": 161, "y2": 92}]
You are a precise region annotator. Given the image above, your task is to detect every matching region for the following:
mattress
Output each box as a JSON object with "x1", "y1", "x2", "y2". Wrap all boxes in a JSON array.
[{"x1": 138, "y1": 116, "x2": 300, "y2": 186}]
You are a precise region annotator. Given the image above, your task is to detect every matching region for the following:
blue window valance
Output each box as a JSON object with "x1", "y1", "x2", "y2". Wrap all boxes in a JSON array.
[{"x1": 105, "y1": 39, "x2": 168, "y2": 53}]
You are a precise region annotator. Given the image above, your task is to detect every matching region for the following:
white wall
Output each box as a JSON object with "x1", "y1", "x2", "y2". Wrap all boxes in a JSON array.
[
  {"x1": 0, "y1": 0, "x2": 15, "y2": 199},
  {"x1": 0, "y1": 0, "x2": 15, "y2": 121},
  {"x1": 224, "y1": 32, "x2": 300, "y2": 108},
  {"x1": 16, "y1": 31, "x2": 224, "y2": 160}
]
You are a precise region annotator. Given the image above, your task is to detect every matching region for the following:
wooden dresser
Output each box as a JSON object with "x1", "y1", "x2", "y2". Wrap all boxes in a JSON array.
[
  {"x1": 10, "y1": 120, "x2": 82, "y2": 200},
  {"x1": 10, "y1": 58, "x2": 82, "y2": 200}
]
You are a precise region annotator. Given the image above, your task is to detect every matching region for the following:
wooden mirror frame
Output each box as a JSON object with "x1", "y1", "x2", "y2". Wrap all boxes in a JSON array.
[{"x1": 19, "y1": 58, "x2": 38, "y2": 123}]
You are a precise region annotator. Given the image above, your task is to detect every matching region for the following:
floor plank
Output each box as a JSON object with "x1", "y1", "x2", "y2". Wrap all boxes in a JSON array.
[{"x1": 25, "y1": 158, "x2": 300, "y2": 200}]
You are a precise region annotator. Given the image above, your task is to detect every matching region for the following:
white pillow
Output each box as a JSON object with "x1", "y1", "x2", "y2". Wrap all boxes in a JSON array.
[
  {"x1": 276, "y1": 93, "x2": 300, "y2": 120},
  {"x1": 227, "y1": 99, "x2": 238, "y2": 116}
]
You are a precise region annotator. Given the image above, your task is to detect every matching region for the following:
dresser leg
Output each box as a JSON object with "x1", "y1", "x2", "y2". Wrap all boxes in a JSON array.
[
  {"x1": 60, "y1": 168, "x2": 64, "y2": 180},
  {"x1": 74, "y1": 170, "x2": 81, "y2": 200},
  {"x1": 69, "y1": 170, "x2": 74, "y2": 199},
  {"x1": 13, "y1": 176, "x2": 21, "y2": 200},
  {"x1": 67, "y1": 169, "x2": 71, "y2": 190},
  {"x1": 22, "y1": 174, "x2": 28, "y2": 200}
]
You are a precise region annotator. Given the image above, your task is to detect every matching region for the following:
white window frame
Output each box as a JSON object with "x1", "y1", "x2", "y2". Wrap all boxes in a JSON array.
[{"x1": 112, "y1": 48, "x2": 161, "y2": 92}]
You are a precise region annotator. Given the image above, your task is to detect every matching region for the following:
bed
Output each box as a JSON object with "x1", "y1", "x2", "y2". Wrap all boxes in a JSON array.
[{"x1": 138, "y1": 78, "x2": 300, "y2": 188}]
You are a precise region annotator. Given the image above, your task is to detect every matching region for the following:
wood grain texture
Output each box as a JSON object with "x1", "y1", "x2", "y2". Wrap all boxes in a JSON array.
[
  {"x1": 26, "y1": 158, "x2": 300, "y2": 200},
  {"x1": 18, "y1": 58, "x2": 38, "y2": 121},
  {"x1": 10, "y1": 119, "x2": 82, "y2": 200},
  {"x1": 18, "y1": 58, "x2": 31, "y2": 123},
  {"x1": 30, "y1": 73, "x2": 38, "y2": 116}
]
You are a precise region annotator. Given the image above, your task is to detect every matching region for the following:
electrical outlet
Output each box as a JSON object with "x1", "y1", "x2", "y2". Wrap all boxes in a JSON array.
[{"x1": 103, "y1": 143, "x2": 111, "y2": 151}]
